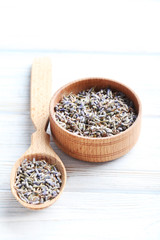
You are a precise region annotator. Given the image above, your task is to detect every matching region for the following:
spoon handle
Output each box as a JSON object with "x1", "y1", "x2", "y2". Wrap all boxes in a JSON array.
[{"x1": 31, "y1": 57, "x2": 52, "y2": 131}]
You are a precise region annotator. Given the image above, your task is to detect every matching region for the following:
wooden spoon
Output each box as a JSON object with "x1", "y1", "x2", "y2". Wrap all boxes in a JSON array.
[{"x1": 10, "y1": 57, "x2": 66, "y2": 210}]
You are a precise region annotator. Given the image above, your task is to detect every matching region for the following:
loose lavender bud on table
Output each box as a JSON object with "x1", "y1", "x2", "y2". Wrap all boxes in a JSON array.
[
  {"x1": 54, "y1": 88, "x2": 137, "y2": 137},
  {"x1": 14, "y1": 158, "x2": 62, "y2": 204}
]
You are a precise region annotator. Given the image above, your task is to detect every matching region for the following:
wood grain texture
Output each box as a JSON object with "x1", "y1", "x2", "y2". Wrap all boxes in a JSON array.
[
  {"x1": 0, "y1": 51, "x2": 160, "y2": 240},
  {"x1": 10, "y1": 58, "x2": 66, "y2": 210},
  {"x1": 50, "y1": 78, "x2": 142, "y2": 162},
  {"x1": 31, "y1": 57, "x2": 52, "y2": 131}
]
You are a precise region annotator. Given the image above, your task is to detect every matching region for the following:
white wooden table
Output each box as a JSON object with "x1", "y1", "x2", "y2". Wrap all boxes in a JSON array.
[{"x1": 0, "y1": 1, "x2": 160, "y2": 239}]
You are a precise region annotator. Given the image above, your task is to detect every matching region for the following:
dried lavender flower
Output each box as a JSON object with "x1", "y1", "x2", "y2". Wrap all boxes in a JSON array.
[
  {"x1": 54, "y1": 87, "x2": 137, "y2": 137},
  {"x1": 14, "y1": 158, "x2": 62, "y2": 204}
]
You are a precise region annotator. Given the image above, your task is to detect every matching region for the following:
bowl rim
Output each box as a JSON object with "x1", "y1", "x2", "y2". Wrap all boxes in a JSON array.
[{"x1": 49, "y1": 77, "x2": 142, "y2": 141}]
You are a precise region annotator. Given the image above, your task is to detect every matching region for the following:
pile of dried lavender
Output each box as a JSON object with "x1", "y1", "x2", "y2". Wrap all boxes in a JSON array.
[
  {"x1": 54, "y1": 88, "x2": 137, "y2": 137},
  {"x1": 14, "y1": 158, "x2": 62, "y2": 204}
]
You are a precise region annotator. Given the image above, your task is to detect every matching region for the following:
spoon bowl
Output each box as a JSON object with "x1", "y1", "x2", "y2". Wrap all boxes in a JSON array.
[{"x1": 10, "y1": 150, "x2": 66, "y2": 210}]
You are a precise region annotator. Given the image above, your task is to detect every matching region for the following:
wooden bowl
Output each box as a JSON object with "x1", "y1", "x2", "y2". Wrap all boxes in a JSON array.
[{"x1": 49, "y1": 78, "x2": 142, "y2": 162}]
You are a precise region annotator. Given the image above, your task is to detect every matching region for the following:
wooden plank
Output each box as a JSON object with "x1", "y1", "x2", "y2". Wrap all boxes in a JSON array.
[
  {"x1": 0, "y1": 192, "x2": 160, "y2": 239},
  {"x1": 0, "y1": 53, "x2": 160, "y2": 116},
  {"x1": 0, "y1": 116, "x2": 160, "y2": 168}
]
